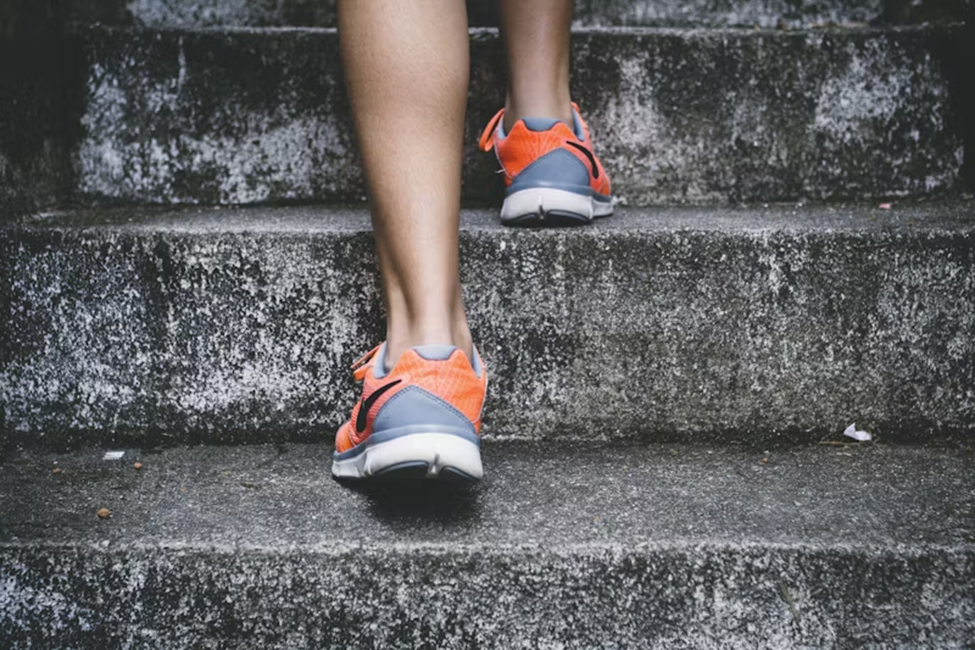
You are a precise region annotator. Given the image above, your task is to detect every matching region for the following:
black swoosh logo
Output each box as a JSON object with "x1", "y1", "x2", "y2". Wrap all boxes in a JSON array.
[
  {"x1": 565, "y1": 141, "x2": 599, "y2": 180},
  {"x1": 355, "y1": 380, "x2": 402, "y2": 433}
]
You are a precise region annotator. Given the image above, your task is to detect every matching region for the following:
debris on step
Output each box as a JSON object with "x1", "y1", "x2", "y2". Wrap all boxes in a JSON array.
[{"x1": 843, "y1": 423, "x2": 872, "y2": 442}]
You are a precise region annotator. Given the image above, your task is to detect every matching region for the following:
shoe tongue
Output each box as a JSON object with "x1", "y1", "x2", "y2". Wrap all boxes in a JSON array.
[
  {"x1": 520, "y1": 117, "x2": 562, "y2": 132},
  {"x1": 412, "y1": 345, "x2": 458, "y2": 361},
  {"x1": 411, "y1": 345, "x2": 482, "y2": 376},
  {"x1": 373, "y1": 343, "x2": 391, "y2": 378}
]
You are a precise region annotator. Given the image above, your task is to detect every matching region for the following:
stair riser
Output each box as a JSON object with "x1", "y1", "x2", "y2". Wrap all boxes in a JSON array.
[
  {"x1": 1, "y1": 545, "x2": 971, "y2": 649},
  {"x1": 72, "y1": 27, "x2": 968, "y2": 207},
  {"x1": 70, "y1": 0, "x2": 971, "y2": 28},
  {"x1": 2, "y1": 212, "x2": 973, "y2": 447}
]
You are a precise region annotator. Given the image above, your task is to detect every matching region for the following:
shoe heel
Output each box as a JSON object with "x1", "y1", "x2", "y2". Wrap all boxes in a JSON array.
[
  {"x1": 501, "y1": 187, "x2": 599, "y2": 227},
  {"x1": 332, "y1": 431, "x2": 483, "y2": 482},
  {"x1": 332, "y1": 386, "x2": 483, "y2": 481}
]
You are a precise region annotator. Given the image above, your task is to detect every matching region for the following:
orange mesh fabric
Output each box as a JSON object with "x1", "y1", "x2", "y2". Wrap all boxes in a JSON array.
[
  {"x1": 335, "y1": 422, "x2": 355, "y2": 454},
  {"x1": 479, "y1": 104, "x2": 611, "y2": 197},
  {"x1": 341, "y1": 347, "x2": 488, "y2": 448}
]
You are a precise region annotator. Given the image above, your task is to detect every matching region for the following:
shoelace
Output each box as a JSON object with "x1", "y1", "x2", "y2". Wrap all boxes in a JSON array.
[
  {"x1": 350, "y1": 344, "x2": 382, "y2": 382},
  {"x1": 478, "y1": 108, "x2": 506, "y2": 152}
]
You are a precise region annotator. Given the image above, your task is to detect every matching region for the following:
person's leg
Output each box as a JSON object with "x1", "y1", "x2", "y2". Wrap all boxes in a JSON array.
[
  {"x1": 479, "y1": 0, "x2": 612, "y2": 227},
  {"x1": 333, "y1": 0, "x2": 487, "y2": 483},
  {"x1": 338, "y1": 0, "x2": 472, "y2": 368},
  {"x1": 499, "y1": 0, "x2": 574, "y2": 130}
]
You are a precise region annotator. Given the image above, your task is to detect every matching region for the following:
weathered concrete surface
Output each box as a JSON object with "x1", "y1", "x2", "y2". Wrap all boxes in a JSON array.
[
  {"x1": 67, "y1": 0, "x2": 969, "y2": 28},
  {"x1": 71, "y1": 25, "x2": 969, "y2": 206},
  {"x1": 1, "y1": 443, "x2": 972, "y2": 648},
  {"x1": 1, "y1": 203, "x2": 974, "y2": 448}
]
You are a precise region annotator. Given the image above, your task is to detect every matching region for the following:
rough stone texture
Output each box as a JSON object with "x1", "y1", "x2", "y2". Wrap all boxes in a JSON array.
[
  {"x1": 70, "y1": 25, "x2": 969, "y2": 207},
  {"x1": 0, "y1": 443, "x2": 972, "y2": 648},
  {"x1": 1, "y1": 203, "x2": 974, "y2": 448},
  {"x1": 65, "y1": 0, "x2": 971, "y2": 28},
  {"x1": 74, "y1": 27, "x2": 364, "y2": 205}
]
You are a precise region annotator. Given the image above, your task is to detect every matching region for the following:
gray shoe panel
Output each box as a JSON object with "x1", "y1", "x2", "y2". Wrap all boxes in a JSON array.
[
  {"x1": 508, "y1": 148, "x2": 592, "y2": 195},
  {"x1": 372, "y1": 343, "x2": 390, "y2": 379},
  {"x1": 412, "y1": 345, "x2": 458, "y2": 361},
  {"x1": 372, "y1": 385, "x2": 477, "y2": 434},
  {"x1": 520, "y1": 117, "x2": 562, "y2": 132}
]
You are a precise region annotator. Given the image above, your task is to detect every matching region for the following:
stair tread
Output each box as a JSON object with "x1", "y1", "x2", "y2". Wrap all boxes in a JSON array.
[
  {"x1": 2, "y1": 442, "x2": 972, "y2": 550},
  {"x1": 3, "y1": 200, "x2": 974, "y2": 448},
  {"x1": 18, "y1": 200, "x2": 975, "y2": 233},
  {"x1": 82, "y1": 24, "x2": 966, "y2": 34}
]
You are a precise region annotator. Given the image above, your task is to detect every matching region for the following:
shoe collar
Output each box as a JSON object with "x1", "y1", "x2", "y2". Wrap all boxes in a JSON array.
[
  {"x1": 352, "y1": 343, "x2": 483, "y2": 380},
  {"x1": 478, "y1": 103, "x2": 586, "y2": 151}
]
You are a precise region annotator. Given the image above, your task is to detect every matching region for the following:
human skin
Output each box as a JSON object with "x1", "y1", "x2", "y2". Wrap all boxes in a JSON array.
[{"x1": 338, "y1": 0, "x2": 575, "y2": 367}]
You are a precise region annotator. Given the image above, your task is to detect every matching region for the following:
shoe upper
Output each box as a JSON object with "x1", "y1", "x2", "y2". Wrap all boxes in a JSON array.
[
  {"x1": 335, "y1": 344, "x2": 488, "y2": 455},
  {"x1": 478, "y1": 103, "x2": 611, "y2": 198}
]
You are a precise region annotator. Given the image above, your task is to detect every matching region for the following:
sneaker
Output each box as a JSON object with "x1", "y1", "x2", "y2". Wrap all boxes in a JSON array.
[
  {"x1": 478, "y1": 103, "x2": 613, "y2": 227},
  {"x1": 332, "y1": 343, "x2": 488, "y2": 482}
]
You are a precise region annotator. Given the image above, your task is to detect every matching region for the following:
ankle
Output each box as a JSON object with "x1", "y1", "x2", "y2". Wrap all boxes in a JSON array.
[
  {"x1": 385, "y1": 318, "x2": 474, "y2": 371},
  {"x1": 504, "y1": 97, "x2": 573, "y2": 132}
]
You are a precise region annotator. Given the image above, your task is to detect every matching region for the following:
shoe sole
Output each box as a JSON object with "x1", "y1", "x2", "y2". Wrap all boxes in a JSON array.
[
  {"x1": 500, "y1": 187, "x2": 613, "y2": 227},
  {"x1": 331, "y1": 431, "x2": 483, "y2": 483}
]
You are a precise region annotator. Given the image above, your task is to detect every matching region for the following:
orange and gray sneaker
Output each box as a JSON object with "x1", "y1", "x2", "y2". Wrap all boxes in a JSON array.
[
  {"x1": 332, "y1": 343, "x2": 488, "y2": 482},
  {"x1": 479, "y1": 102, "x2": 613, "y2": 227}
]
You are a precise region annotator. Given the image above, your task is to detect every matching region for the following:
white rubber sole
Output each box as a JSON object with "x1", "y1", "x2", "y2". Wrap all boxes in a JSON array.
[
  {"x1": 331, "y1": 432, "x2": 484, "y2": 481},
  {"x1": 500, "y1": 187, "x2": 614, "y2": 226}
]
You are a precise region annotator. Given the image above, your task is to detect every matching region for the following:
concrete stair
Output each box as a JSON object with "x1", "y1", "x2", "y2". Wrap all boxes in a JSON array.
[
  {"x1": 4, "y1": 8, "x2": 974, "y2": 214},
  {"x1": 2, "y1": 203, "x2": 974, "y2": 449},
  {"x1": 64, "y1": 25, "x2": 972, "y2": 206},
  {"x1": 1, "y1": 443, "x2": 973, "y2": 648},
  {"x1": 1, "y1": 0, "x2": 974, "y2": 647}
]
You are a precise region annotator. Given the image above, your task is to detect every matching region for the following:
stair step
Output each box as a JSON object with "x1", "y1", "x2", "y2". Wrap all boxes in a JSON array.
[
  {"x1": 75, "y1": 0, "x2": 969, "y2": 29},
  {"x1": 2, "y1": 202, "x2": 974, "y2": 448},
  {"x1": 68, "y1": 25, "x2": 969, "y2": 206},
  {"x1": 1, "y1": 441, "x2": 972, "y2": 647}
]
